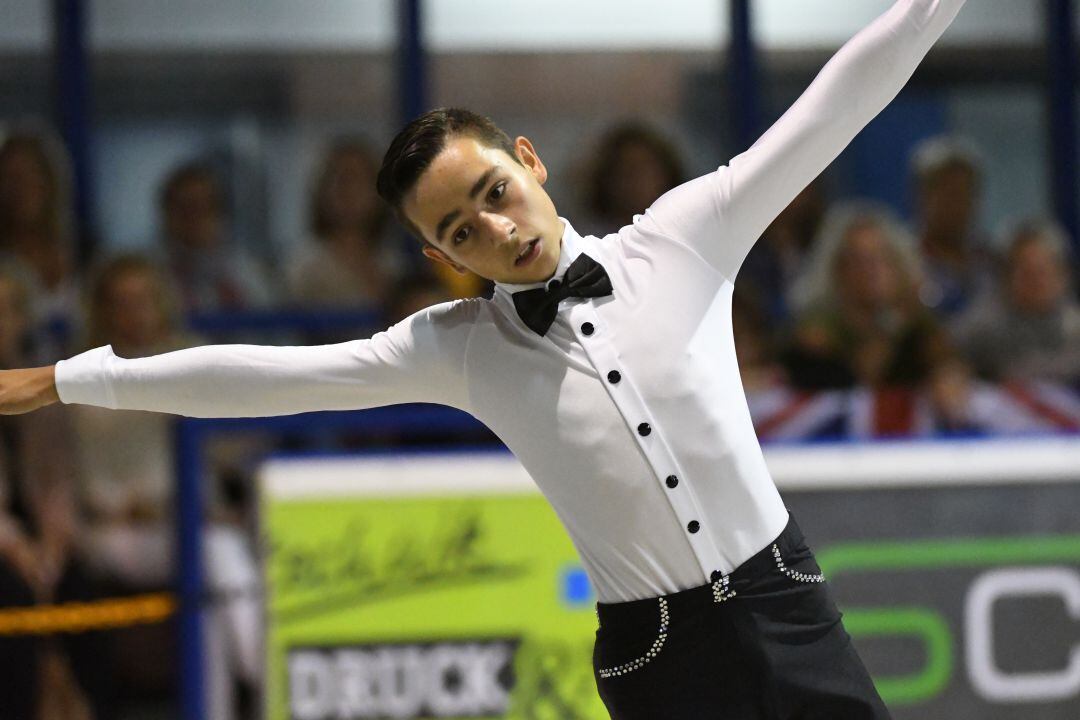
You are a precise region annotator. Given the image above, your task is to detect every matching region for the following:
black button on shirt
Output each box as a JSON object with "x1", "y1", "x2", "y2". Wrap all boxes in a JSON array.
[
  {"x1": 710, "y1": 570, "x2": 723, "y2": 582},
  {"x1": 687, "y1": 520, "x2": 700, "y2": 534},
  {"x1": 607, "y1": 370, "x2": 621, "y2": 384},
  {"x1": 665, "y1": 475, "x2": 678, "y2": 488},
  {"x1": 637, "y1": 423, "x2": 651, "y2": 436},
  {"x1": 581, "y1": 322, "x2": 594, "y2": 336}
]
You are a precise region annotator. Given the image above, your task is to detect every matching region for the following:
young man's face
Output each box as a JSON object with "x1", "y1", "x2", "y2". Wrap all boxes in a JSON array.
[{"x1": 404, "y1": 135, "x2": 564, "y2": 284}]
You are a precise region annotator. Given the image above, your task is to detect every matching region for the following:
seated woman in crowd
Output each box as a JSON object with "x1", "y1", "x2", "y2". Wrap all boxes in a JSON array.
[
  {"x1": 955, "y1": 219, "x2": 1080, "y2": 388},
  {"x1": 784, "y1": 203, "x2": 952, "y2": 390},
  {"x1": 0, "y1": 258, "x2": 111, "y2": 720},
  {"x1": 580, "y1": 121, "x2": 686, "y2": 237},
  {"x1": 0, "y1": 128, "x2": 81, "y2": 361},
  {"x1": 158, "y1": 161, "x2": 273, "y2": 314},
  {"x1": 287, "y1": 138, "x2": 411, "y2": 308},
  {"x1": 737, "y1": 180, "x2": 828, "y2": 326},
  {"x1": 909, "y1": 135, "x2": 996, "y2": 320},
  {"x1": 71, "y1": 254, "x2": 261, "y2": 720}
]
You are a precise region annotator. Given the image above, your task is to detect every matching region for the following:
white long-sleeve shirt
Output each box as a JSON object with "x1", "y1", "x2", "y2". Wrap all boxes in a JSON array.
[{"x1": 55, "y1": 0, "x2": 965, "y2": 603}]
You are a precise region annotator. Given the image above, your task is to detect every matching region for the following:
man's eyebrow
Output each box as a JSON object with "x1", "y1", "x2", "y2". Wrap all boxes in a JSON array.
[
  {"x1": 469, "y1": 167, "x2": 498, "y2": 200},
  {"x1": 434, "y1": 167, "x2": 500, "y2": 243},
  {"x1": 435, "y1": 210, "x2": 460, "y2": 244}
]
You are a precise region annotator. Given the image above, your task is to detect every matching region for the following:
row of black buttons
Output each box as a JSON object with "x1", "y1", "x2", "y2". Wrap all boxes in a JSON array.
[{"x1": 580, "y1": 319, "x2": 701, "y2": 540}]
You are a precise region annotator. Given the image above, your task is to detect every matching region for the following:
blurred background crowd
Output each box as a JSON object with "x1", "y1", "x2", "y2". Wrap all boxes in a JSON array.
[{"x1": 2, "y1": 0, "x2": 1079, "y2": 718}]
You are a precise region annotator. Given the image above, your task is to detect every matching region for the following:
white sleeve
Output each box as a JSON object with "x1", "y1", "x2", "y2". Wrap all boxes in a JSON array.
[
  {"x1": 639, "y1": 0, "x2": 966, "y2": 280},
  {"x1": 54, "y1": 300, "x2": 478, "y2": 418}
]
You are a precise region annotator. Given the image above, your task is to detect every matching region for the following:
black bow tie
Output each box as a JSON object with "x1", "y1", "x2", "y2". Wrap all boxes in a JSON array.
[{"x1": 511, "y1": 253, "x2": 613, "y2": 336}]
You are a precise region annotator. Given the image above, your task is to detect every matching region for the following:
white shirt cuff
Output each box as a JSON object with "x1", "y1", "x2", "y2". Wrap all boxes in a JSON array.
[{"x1": 54, "y1": 345, "x2": 119, "y2": 408}]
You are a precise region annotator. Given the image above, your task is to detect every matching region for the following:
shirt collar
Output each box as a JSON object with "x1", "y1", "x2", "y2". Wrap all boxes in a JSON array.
[{"x1": 494, "y1": 218, "x2": 584, "y2": 296}]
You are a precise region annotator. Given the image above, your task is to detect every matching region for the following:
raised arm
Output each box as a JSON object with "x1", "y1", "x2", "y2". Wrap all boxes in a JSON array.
[
  {"x1": 641, "y1": 0, "x2": 967, "y2": 280},
  {"x1": 0, "y1": 301, "x2": 479, "y2": 418}
]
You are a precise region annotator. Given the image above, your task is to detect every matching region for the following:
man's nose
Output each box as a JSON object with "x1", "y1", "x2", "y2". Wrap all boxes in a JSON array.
[{"x1": 478, "y1": 211, "x2": 516, "y2": 243}]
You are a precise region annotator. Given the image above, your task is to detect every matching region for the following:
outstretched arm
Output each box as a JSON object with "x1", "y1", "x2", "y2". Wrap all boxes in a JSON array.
[
  {"x1": 640, "y1": 0, "x2": 967, "y2": 280},
  {"x1": 0, "y1": 301, "x2": 478, "y2": 418}
]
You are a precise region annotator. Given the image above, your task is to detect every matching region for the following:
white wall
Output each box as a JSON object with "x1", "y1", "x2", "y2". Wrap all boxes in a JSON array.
[
  {"x1": 1, "y1": 0, "x2": 1047, "y2": 52},
  {"x1": 0, "y1": 0, "x2": 48, "y2": 51},
  {"x1": 755, "y1": 0, "x2": 1041, "y2": 48}
]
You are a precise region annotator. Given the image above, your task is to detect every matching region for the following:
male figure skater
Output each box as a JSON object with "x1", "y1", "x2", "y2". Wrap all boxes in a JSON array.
[{"x1": 1, "y1": 0, "x2": 966, "y2": 716}]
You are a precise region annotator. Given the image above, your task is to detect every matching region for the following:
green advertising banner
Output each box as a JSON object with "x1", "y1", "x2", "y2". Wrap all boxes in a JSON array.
[
  {"x1": 262, "y1": 440, "x2": 1080, "y2": 720},
  {"x1": 261, "y1": 453, "x2": 608, "y2": 720}
]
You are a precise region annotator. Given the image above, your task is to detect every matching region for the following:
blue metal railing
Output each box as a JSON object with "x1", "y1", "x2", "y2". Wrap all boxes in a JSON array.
[
  {"x1": 175, "y1": 404, "x2": 489, "y2": 720},
  {"x1": 187, "y1": 308, "x2": 383, "y2": 337}
]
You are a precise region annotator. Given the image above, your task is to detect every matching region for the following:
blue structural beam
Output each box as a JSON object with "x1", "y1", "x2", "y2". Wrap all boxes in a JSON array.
[
  {"x1": 729, "y1": 0, "x2": 761, "y2": 151},
  {"x1": 187, "y1": 307, "x2": 382, "y2": 336},
  {"x1": 399, "y1": 0, "x2": 427, "y2": 125},
  {"x1": 1046, "y1": 0, "x2": 1079, "y2": 253},
  {"x1": 51, "y1": 0, "x2": 95, "y2": 262},
  {"x1": 176, "y1": 422, "x2": 206, "y2": 720}
]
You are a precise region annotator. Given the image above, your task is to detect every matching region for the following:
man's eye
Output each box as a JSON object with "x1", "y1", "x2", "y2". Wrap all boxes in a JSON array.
[
  {"x1": 489, "y1": 182, "x2": 506, "y2": 201},
  {"x1": 453, "y1": 226, "x2": 470, "y2": 245}
]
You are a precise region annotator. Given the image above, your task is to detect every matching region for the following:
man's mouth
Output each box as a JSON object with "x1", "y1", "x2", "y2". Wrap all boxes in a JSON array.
[{"x1": 515, "y1": 238, "x2": 541, "y2": 267}]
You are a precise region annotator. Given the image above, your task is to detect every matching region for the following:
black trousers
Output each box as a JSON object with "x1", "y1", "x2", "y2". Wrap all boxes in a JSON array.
[{"x1": 592, "y1": 515, "x2": 891, "y2": 720}]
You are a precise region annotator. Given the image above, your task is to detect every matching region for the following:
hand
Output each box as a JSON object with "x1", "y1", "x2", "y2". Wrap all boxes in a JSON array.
[
  {"x1": 0, "y1": 366, "x2": 59, "y2": 415},
  {"x1": 928, "y1": 360, "x2": 974, "y2": 429},
  {"x1": 0, "y1": 526, "x2": 49, "y2": 594}
]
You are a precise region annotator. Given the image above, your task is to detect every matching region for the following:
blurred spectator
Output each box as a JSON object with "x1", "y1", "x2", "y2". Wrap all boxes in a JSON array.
[
  {"x1": 732, "y1": 287, "x2": 787, "y2": 393},
  {"x1": 386, "y1": 271, "x2": 454, "y2": 325},
  {"x1": 738, "y1": 179, "x2": 827, "y2": 324},
  {"x1": 581, "y1": 121, "x2": 686, "y2": 236},
  {"x1": 0, "y1": 127, "x2": 81, "y2": 359},
  {"x1": 0, "y1": 259, "x2": 111, "y2": 720},
  {"x1": 159, "y1": 161, "x2": 272, "y2": 314},
  {"x1": 71, "y1": 254, "x2": 261, "y2": 720},
  {"x1": 288, "y1": 138, "x2": 411, "y2": 307},
  {"x1": 784, "y1": 203, "x2": 951, "y2": 390},
  {"x1": 910, "y1": 136, "x2": 995, "y2": 318},
  {"x1": 955, "y1": 219, "x2": 1080, "y2": 386}
]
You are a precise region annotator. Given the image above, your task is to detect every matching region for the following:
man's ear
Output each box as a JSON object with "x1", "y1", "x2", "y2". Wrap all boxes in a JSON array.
[
  {"x1": 514, "y1": 136, "x2": 548, "y2": 185},
  {"x1": 422, "y1": 244, "x2": 467, "y2": 274}
]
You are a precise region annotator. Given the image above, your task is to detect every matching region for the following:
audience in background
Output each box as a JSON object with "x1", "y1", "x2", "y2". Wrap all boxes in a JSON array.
[
  {"x1": 784, "y1": 203, "x2": 951, "y2": 390},
  {"x1": 581, "y1": 121, "x2": 686, "y2": 236},
  {"x1": 70, "y1": 255, "x2": 261, "y2": 720},
  {"x1": 738, "y1": 180, "x2": 827, "y2": 324},
  {"x1": 0, "y1": 129, "x2": 81, "y2": 360},
  {"x1": 955, "y1": 219, "x2": 1080, "y2": 386},
  {"x1": 910, "y1": 136, "x2": 995, "y2": 319},
  {"x1": 0, "y1": 259, "x2": 112, "y2": 720},
  {"x1": 159, "y1": 161, "x2": 272, "y2": 314},
  {"x1": 386, "y1": 270, "x2": 454, "y2": 325},
  {"x1": 0, "y1": 107, "x2": 1079, "y2": 717},
  {"x1": 731, "y1": 288, "x2": 788, "y2": 394},
  {"x1": 288, "y1": 138, "x2": 408, "y2": 309}
]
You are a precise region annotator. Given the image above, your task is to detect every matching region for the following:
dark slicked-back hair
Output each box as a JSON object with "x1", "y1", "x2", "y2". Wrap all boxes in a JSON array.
[{"x1": 377, "y1": 108, "x2": 518, "y2": 242}]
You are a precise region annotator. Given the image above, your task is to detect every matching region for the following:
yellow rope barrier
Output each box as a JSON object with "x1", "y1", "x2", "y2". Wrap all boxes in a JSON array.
[{"x1": 0, "y1": 593, "x2": 177, "y2": 635}]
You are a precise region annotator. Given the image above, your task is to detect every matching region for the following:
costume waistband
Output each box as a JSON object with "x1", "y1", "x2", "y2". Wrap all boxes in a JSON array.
[{"x1": 595, "y1": 512, "x2": 806, "y2": 629}]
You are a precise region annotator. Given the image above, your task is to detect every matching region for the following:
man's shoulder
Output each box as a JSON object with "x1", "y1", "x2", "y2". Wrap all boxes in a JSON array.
[{"x1": 404, "y1": 296, "x2": 496, "y2": 334}]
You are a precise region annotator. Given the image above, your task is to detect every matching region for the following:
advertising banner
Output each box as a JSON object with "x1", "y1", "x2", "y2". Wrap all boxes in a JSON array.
[
  {"x1": 261, "y1": 439, "x2": 1080, "y2": 720},
  {"x1": 261, "y1": 451, "x2": 607, "y2": 720}
]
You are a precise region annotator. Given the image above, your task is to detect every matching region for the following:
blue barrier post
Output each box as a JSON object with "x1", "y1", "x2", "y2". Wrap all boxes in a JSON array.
[
  {"x1": 399, "y1": 0, "x2": 427, "y2": 124},
  {"x1": 50, "y1": 0, "x2": 96, "y2": 263},
  {"x1": 729, "y1": 0, "x2": 761, "y2": 151},
  {"x1": 1046, "y1": 0, "x2": 1079, "y2": 254},
  {"x1": 176, "y1": 420, "x2": 206, "y2": 720}
]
